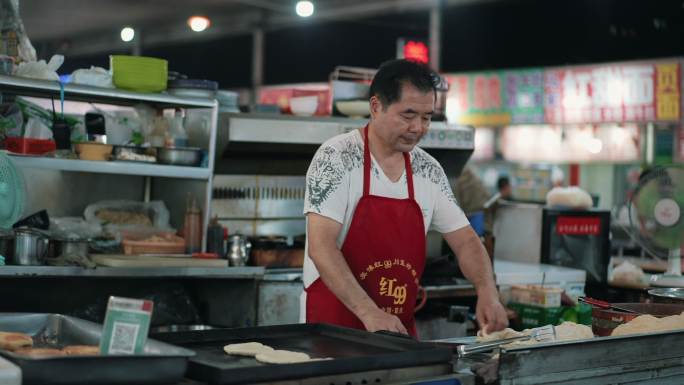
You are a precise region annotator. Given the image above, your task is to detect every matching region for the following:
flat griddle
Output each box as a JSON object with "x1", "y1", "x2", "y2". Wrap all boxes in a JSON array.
[
  {"x1": 0, "y1": 313, "x2": 194, "y2": 385},
  {"x1": 153, "y1": 323, "x2": 453, "y2": 384}
]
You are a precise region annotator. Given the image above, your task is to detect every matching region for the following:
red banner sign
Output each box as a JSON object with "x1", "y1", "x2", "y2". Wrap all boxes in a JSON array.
[
  {"x1": 544, "y1": 61, "x2": 681, "y2": 124},
  {"x1": 556, "y1": 216, "x2": 602, "y2": 236}
]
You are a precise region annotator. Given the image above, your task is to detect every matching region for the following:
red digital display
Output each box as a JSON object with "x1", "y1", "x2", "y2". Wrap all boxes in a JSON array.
[
  {"x1": 403, "y1": 40, "x2": 429, "y2": 64},
  {"x1": 556, "y1": 216, "x2": 602, "y2": 235}
]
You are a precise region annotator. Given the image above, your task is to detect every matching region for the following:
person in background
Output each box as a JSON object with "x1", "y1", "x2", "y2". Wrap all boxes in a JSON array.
[
  {"x1": 496, "y1": 176, "x2": 513, "y2": 200},
  {"x1": 302, "y1": 59, "x2": 508, "y2": 337}
]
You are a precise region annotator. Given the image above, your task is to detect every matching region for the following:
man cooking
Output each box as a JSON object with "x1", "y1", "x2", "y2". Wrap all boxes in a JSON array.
[{"x1": 302, "y1": 59, "x2": 508, "y2": 336}]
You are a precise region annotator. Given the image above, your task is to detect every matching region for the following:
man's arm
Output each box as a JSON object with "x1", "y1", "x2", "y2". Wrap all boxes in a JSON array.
[
  {"x1": 443, "y1": 226, "x2": 508, "y2": 333},
  {"x1": 307, "y1": 213, "x2": 407, "y2": 334}
]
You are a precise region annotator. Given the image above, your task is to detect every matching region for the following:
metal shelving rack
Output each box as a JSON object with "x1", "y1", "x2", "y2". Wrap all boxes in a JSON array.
[{"x1": 0, "y1": 74, "x2": 220, "y2": 260}]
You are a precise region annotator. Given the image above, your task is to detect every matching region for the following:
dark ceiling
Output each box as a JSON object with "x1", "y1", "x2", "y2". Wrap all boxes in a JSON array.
[{"x1": 19, "y1": 0, "x2": 684, "y2": 88}]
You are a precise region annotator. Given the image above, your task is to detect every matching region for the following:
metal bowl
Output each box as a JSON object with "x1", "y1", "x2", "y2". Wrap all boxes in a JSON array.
[
  {"x1": 649, "y1": 288, "x2": 684, "y2": 304},
  {"x1": 591, "y1": 302, "x2": 684, "y2": 336},
  {"x1": 157, "y1": 147, "x2": 203, "y2": 167}
]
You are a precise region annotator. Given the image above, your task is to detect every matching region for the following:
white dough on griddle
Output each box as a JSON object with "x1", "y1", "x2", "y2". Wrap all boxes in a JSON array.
[
  {"x1": 223, "y1": 342, "x2": 275, "y2": 356},
  {"x1": 255, "y1": 349, "x2": 311, "y2": 364}
]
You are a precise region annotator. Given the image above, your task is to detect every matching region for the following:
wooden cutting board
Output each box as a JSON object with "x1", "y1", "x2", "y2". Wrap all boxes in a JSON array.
[{"x1": 92, "y1": 254, "x2": 228, "y2": 268}]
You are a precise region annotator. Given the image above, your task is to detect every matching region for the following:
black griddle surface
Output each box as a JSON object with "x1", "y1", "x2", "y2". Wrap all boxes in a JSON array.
[{"x1": 154, "y1": 323, "x2": 452, "y2": 384}]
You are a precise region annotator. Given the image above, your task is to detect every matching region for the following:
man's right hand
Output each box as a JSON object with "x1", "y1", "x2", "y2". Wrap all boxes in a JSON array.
[{"x1": 357, "y1": 306, "x2": 408, "y2": 335}]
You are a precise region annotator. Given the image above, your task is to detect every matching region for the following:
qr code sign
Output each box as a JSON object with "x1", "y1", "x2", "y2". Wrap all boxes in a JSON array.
[{"x1": 110, "y1": 321, "x2": 140, "y2": 354}]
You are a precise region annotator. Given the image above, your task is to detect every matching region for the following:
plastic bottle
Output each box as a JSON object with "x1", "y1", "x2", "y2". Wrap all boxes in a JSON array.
[
  {"x1": 183, "y1": 194, "x2": 202, "y2": 254},
  {"x1": 168, "y1": 109, "x2": 188, "y2": 148}
]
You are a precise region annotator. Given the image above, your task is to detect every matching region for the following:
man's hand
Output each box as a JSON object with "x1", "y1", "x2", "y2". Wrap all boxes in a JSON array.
[
  {"x1": 358, "y1": 306, "x2": 408, "y2": 335},
  {"x1": 476, "y1": 290, "x2": 508, "y2": 333}
]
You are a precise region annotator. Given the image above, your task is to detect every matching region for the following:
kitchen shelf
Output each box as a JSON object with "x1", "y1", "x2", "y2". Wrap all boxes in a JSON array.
[
  {"x1": 0, "y1": 74, "x2": 216, "y2": 109},
  {"x1": 9, "y1": 155, "x2": 211, "y2": 180},
  {"x1": 0, "y1": 265, "x2": 265, "y2": 279}
]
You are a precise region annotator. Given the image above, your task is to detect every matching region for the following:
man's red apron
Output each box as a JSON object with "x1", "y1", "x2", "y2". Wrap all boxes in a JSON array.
[{"x1": 306, "y1": 125, "x2": 426, "y2": 336}]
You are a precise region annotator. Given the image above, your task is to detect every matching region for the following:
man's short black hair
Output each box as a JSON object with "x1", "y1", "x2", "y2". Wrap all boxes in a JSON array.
[
  {"x1": 497, "y1": 176, "x2": 511, "y2": 190},
  {"x1": 370, "y1": 59, "x2": 438, "y2": 108}
]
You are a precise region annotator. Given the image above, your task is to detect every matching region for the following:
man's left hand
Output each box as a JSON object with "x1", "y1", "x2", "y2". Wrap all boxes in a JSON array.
[{"x1": 476, "y1": 291, "x2": 508, "y2": 333}]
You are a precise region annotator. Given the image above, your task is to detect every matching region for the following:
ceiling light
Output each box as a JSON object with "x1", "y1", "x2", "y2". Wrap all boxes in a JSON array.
[
  {"x1": 296, "y1": 1, "x2": 314, "y2": 17},
  {"x1": 120, "y1": 27, "x2": 135, "y2": 42},
  {"x1": 188, "y1": 16, "x2": 211, "y2": 32}
]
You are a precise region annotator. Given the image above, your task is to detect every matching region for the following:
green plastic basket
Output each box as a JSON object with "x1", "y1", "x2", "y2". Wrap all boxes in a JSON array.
[{"x1": 110, "y1": 55, "x2": 168, "y2": 93}]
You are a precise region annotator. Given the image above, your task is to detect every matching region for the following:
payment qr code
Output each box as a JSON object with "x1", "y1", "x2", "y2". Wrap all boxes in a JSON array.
[{"x1": 109, "y1": 321, "x2": 140, "y2": 354}]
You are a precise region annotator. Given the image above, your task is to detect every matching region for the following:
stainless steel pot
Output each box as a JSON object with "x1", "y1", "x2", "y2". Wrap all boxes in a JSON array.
[
  {"x1": 227, "y1": 234, "x2": 251, "y2": 267},
  {"x1": 13, "y1": 228, "x2": 49, "y2": 265},
  {"x1": 58, "y1": 238, "x2": 90, "y2": 258},
  {"x1": 157, "y1": 147, "x2": 203, "y2": 167}
]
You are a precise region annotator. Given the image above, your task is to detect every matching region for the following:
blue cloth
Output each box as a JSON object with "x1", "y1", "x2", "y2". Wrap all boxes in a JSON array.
[{"x1": 467, "y1": 211, "x2": 485, "y2": 236}]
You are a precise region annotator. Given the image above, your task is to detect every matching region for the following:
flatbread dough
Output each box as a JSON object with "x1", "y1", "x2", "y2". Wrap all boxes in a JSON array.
[
  {"x1": 611, "y1": 312, "x2": 684, "y2": 337},
  {"x1": 0, "y1": 332, "x2": 33, "y2": 351},
  {"x1": 62, "y1": 345, "x2": 101, "y2": 355},
  {"x1": 255, "y1": 349, "x2": 311, "y2": 364},
  {"x1": 224, "y1": 342, "x2": 274, "y2": 357},
  {"x1": 13, "y1": 347, "x2": 65, "y2": 358}
]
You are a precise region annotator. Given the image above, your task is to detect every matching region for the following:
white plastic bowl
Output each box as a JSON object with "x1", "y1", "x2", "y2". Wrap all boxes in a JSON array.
[
  {"x1": 336, "y1": 100, "x2": 370, "y2": 118},
  {"x1": 290, "y1": 96, "x2": 318, "y2": 116}
]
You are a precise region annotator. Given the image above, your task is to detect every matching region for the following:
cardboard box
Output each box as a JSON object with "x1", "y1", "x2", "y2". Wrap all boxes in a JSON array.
[{"x1": 510, "y1": 285, "x2": 562, "y2": 308}]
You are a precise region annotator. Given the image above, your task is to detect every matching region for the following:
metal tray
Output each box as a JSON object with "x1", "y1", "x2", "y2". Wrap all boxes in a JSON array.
[
  {"x1": 153, "y1": 323, "x2": 453, "y2": 385},
  {"x1": 496, "y1": 330, "x2": 684, "y2": 385},
  {"x1": 0, "y1": 313, "x2": 195, "y2": 385}
]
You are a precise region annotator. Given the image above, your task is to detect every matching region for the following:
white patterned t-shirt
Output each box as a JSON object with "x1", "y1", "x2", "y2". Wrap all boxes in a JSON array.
[{"x1": 302, "y1": 129, "x2": 469, "y2": 288}]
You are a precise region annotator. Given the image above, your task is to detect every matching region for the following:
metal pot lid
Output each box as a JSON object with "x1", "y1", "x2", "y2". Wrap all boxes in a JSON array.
[
  {"x1": 649, "y1": 288, "x2": 684, "y2": 299},
  {"x1": 52, "y1": 235, "x2": 91, "y2": 242}
]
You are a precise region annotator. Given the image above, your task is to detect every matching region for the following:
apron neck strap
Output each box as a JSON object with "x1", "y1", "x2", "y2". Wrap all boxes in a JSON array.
[{"x1": 363, "y1": 125, "x2": 415, "y2": 199}]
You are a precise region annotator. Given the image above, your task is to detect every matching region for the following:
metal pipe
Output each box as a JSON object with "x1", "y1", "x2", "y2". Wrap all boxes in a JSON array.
[
  {"x1": 252, "y1": 27, "x2": 264, "y2": 106},
  {"x1": 132, "y1": 29, "x2": 142, "y2": 56},
  {"x1": 429, "y1": 2, "x2": 442, "y2": 71}
]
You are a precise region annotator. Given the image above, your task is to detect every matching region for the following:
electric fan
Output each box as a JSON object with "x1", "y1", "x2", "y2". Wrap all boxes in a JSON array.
[
  {"x1": 0, "y1": 150, "x2": 25, "y2": 229},
  {"x1": 628, "y1": 165, "x2": 684, "y2": 287}
]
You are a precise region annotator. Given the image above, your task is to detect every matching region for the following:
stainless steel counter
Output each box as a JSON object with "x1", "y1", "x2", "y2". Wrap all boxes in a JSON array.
[{"x1": 0, "y1": 266, "x2": 265, "y2": 279}]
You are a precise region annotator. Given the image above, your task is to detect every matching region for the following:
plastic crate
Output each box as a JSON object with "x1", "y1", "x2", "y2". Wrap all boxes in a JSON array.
[
  {"x1": 3, "y1": 137, "x2": 56, "y2": 155},
  {"x1": 508, "y1": 302, "x2": 592, "y2": 329}
]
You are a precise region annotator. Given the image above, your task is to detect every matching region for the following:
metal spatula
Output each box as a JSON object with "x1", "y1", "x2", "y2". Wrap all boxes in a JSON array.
[{"x1": 456, "y1": 324, "x2": 556, "y2": 357}]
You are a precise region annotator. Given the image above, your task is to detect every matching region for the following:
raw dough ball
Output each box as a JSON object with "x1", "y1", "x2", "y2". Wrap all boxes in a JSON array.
[{"x1": 554, "y1": 321, "x2": 594, "y2": 340}]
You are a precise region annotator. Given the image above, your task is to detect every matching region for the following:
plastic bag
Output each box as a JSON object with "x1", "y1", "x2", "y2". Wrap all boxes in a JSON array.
[
  {"x1": 15, "y1": 96, "x2": 82, "y2": 137},
  {"x1": 50, "y1": 217, "x2": 103, "y2": 240},
  {"x1": 71, "y1": 66, "x2": 114, "y2": 88},
  {"x1": 0, "y1": 103, "x2": 23, "y2": 138},
  {"x1": 84, "y1": 200, "x2": 172, "y2": 234},
  {"x1": 106, "y1": 111, "x2": 141, "y2": 145},
  {"x1": 0, "y1": 0, "x2": 37, "y2": 62},
  {"x1": 546, "y1": 186, "x2": 593, "y2": 209},
  {"x1": 14, "y1": 54, "x2": 63, "y2": 81}
]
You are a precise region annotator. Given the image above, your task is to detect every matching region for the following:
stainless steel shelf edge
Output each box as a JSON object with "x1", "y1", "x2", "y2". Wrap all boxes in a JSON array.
[
  {"x1": 0, "y1": 75, "x2": 215, "y2": 108},
  {"x1": 223, "y1": 113, "x2": 475, "y2": 149},
  {"x1": 0, "y1": 265, "x2": 265, "y2": 278},
  {"x1": 9, "y1": 155, "x2": 211, "y2": 179}
]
